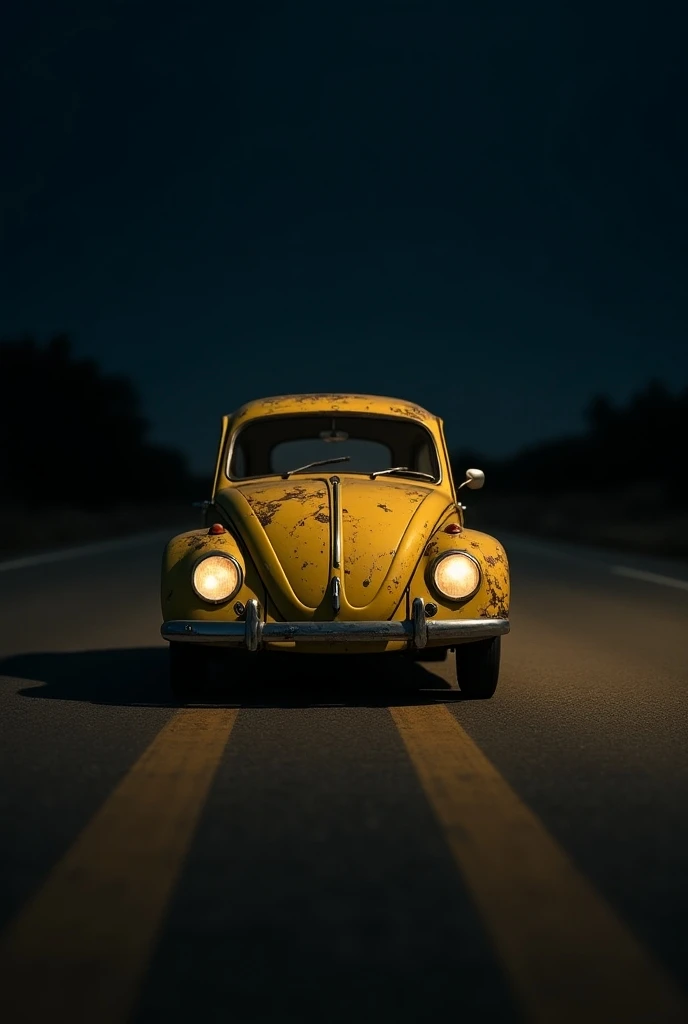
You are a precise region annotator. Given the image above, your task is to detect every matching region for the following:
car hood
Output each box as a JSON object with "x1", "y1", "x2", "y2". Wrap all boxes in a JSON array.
[{"x1": 215, "y1": 475, "x2": 452, "y2": 620}]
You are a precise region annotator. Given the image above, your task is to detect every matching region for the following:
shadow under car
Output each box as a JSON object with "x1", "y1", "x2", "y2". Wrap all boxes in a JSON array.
[{"x1": 0, "y1": 647, "x2": 463, "y2": 709}]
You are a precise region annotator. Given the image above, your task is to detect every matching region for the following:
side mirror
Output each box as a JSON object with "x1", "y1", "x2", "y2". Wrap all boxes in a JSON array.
[{"x1": 458, "y1": 468, "x2": 485, "y2": 491}]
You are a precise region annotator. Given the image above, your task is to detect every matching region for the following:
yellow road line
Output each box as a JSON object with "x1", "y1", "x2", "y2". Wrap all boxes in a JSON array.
[
  {"x1": 391, "y1": 704, "x2": 687, "y2": 1024},
  {"x1": 0, "y1": 708, "x2": 238, "y2": 1024}
]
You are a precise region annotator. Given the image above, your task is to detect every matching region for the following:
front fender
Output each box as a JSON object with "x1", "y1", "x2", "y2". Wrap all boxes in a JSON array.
[
  {"x1": 161, "y1": 529, "x2": 266, "y2": 621},
  {"x1": 409, "y1": 522, "x2": 510, "y2": 630}
]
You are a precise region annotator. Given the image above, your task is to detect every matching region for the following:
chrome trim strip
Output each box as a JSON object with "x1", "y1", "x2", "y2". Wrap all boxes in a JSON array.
[
  {"x1": 412, "y1": 597, "x2": 427, "y2": 648},
  {"x1": 162, "y1": 616, "x2": 510, "y2": 646},
  {"x1": 330, "y1": 475, "x2": 341, "y2": 569},
  {"x1": 331, "y1": 576, "x2": 341, "y2": 613},
  {"x1": 244, "y1": 598, "x2": 263, "y2": 651}
]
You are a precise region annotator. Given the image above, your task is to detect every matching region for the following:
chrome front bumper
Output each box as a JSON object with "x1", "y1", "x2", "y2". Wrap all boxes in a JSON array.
[{"x1": 161, "y1": 598, "x2": 509, "y2": 652}]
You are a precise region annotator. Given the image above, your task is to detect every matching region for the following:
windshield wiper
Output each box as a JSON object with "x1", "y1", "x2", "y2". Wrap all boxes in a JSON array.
[
  {"x1": 370, "y1": 466, "x2": 435, "y2": 480},
  {"x1": 282, "y1": 456, "x2": 351, "y2": 479}
]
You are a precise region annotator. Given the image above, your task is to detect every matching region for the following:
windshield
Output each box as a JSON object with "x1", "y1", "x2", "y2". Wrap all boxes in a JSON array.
[{"x1": 227, "y1": 414, "x2": 441, "y2": 482}]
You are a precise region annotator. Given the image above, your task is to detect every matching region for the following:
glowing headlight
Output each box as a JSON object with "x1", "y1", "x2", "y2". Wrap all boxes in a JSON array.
[
  {"x1": 432, "y1": 552, "x2": 481, "y2": 601},
  {"x1": 192, "y1": 553, "x2": 242, "y2": 604}
]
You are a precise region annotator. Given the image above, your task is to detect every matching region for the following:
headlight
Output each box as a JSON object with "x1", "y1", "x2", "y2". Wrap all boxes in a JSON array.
[
  {"x1": 432, "y1": 551, "x2": 481, "y2": 601},
  {"x1": 192, "y1": 553, "x2": 242, "y2": 604}
]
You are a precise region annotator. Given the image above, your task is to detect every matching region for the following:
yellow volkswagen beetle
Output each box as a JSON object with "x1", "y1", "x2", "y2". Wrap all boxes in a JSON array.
[{"x1": 160, "y1": 394, "x2": 510, "y2": 699}]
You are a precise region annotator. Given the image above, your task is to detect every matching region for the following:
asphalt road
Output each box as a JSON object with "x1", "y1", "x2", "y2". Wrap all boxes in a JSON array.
[{"x1": 0, "y1": 529, "x2": 686, "y2": 1024}]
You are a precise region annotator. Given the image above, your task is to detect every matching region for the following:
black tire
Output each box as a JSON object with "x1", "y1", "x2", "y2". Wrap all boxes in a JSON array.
[
  {"x1": 169, "y1": 643, "x2": 211, "y2": 702},
  {"x1": 454, "y1": 636, "x2": 501, "y2": 699}
]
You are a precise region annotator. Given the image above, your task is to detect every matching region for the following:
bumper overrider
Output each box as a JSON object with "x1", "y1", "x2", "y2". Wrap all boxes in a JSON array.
[{"x1": 161, "y1": 598, "x2": 510, "y2": 652}]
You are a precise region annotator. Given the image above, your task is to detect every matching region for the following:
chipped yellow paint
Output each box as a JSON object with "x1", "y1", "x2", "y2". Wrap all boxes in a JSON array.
[
  {"x1": 160, "y1": 528, "x2": 266, "y2": 622},
  {"x1": 216, "y1": 476, "x2": 453, "y2": 622},
  {"x1": 218, "y1": 481, "x2": 331, "y2": 610},
  {"x1": 409, "y1": 522, "x2": 510, "y2": 637},
  {"x1": 219, "y1": 394, "x2": 457, "y2": 507},
  {"x1": 161, "y1": 393, "x2": 509, "y2": 651},
  {"x1": 229, "y1": 392, "x2": 436, "y2": 429},
  {"x1": 338, "y1": 478, "x2": 442, "y2": 608}
]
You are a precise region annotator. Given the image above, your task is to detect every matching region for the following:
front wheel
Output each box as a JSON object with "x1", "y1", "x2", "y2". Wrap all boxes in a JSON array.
[{"x1": 454, "y1": 636, "x2": 501, "y2": 699}]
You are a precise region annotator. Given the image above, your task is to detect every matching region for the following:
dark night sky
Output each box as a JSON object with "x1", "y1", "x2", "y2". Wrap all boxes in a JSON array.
[{"x1": 2, "y1": 0, "x2": 687, "y2": 473}]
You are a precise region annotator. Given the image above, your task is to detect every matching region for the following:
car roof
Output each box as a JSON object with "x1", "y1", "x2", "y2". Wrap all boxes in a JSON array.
[{"x1": 230, "y1": 393, "x2": 439, "y2": 425}]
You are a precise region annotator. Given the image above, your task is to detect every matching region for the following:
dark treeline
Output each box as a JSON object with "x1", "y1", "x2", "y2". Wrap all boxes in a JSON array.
[
  {"x1": 452, "y1": 380, "x2": 687, "y2": 507},
  {"x1": 0, "y1": 335, "x2": 200, "y2": 508},
  {"x1": 2, "y1": 335, "x2": 684, "y2": 515}
]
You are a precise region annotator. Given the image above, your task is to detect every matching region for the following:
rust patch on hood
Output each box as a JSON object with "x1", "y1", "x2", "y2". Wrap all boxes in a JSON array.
[
  {"x1": 338, "y1": 478, "x2": 447, "y2": 607},
  {"x1": 215, "y1": 474, "x2": 453, "y2": 620},
  {"x1": 246, "y1": 485, "x2": 327, "y2": 528},
  {"x1": 217, "y1": 480, "x2": 331, "y2": 609}
]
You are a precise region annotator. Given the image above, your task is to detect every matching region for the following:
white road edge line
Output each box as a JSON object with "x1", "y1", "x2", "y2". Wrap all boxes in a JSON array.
[
  {"x1": 0, "y1": 529, "x2": 173, "y2": 573},
  {"x1": 612, "y1": 566, "x2": 688, "y2": 592},
  {"x1": 504, "y1": 536, "x2": 688, "y2": 586}
]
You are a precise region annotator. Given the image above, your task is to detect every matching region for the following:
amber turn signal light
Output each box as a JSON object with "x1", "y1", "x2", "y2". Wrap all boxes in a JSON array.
[
  {"x1": 208, "y1": 523, "x2": 226, "y2": 535},
  {"x1": 444, "y1": 523, "x2": 462, "y2": 534}
]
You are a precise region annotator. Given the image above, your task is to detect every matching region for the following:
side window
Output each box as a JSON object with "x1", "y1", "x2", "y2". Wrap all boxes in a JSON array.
[
  {"x1": 412, "y1": 440, "x2": 434, "y2": 475},
  {"x1": 230, "y1": 442, "x2": 246, "y2": 478}
]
